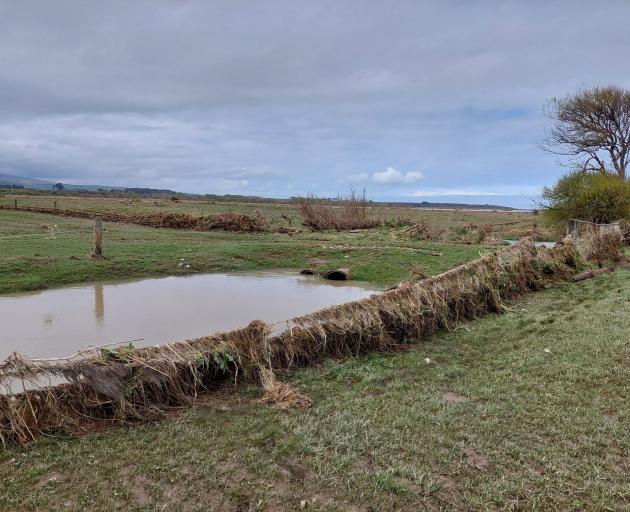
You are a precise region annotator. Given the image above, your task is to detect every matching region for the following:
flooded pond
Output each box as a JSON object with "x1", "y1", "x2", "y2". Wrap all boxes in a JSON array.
[{"x1": 0, "y1": 271, "x2": 377, "y2": 361}]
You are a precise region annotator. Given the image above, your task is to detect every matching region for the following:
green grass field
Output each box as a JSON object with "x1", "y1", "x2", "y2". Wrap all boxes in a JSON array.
[
  {"x1": 1, "y1": 266, "x2": 628, "y2": 511},
  {"x1": 1, "y1": 194, "x2": 627, "y2": 511},
  {"x1": 0, "y1": 208, "x2": 487, "y2": 294}
]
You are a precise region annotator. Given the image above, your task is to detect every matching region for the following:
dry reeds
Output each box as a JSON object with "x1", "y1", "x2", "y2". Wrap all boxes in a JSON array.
[
  {"x1": 0, "y1": 238, "x2": 581, "y2": 445},
  {"x1": 298, "y1": 191, "x2": 380, "y2": 231}
]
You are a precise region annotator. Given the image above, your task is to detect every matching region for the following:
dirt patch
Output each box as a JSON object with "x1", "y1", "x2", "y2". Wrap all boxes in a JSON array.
[
  {"x1": 193, "y1": 388, "x2": 249, "y2": 412},
  {"x1": 393, "y1": 476, "x2": 427, "y2": 495},
  {"x1": 34, "y1": 471, "x2": 65, "y2": 489},
  {"x1": 351, "y1": 457, "x2": 374, "y2": 473},
  {"x1": 462, "y1": 448, "x2": 489, "y2": 471},
  {"x1": 278, "y1": 458, "x2": 314, "y2": 482},
  {"x1": 606, "y1": 452, "x2": 629, "y2": 475},
  {"x1": 443, "y1": 392, "x2": 469, "y2": 403},
  {"x1": 344, "y1": 505, "x2": 373, "y2": 512},
  {"x1": 130, "y1": 475, "x2": 152, "y2": 506},
  {"x1": 433, "y1": 473, "x2": 456, "y2": 490}
]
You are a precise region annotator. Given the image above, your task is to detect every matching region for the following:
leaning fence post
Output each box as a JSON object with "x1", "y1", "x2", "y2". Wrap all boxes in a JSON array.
[{"x1": 92, "y1": 217, "x2": 103, "y2": 258}]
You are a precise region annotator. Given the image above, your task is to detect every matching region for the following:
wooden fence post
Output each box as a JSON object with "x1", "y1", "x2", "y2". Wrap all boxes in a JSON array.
[
  {"x1": 566, "y1": 219, "x2": 578, "y2": 238},
  {"x1": 14, "y1": 199, "x2": 17, "y2": 209},
  {"x1": 92, "y1": 217, "x2": 103, "y2": 258}
]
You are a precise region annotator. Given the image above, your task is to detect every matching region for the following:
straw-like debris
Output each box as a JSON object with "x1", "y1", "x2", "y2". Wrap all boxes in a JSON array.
[
  {"x1": 402, "y1": 219, "x2": 440, "y2": 241},
  {"x1": 577, "y1": 230, "x2": 624, "y2": 262},
  {"x1": 0, "y1": 238, "x2": 582, "y2": 445},
  {"x1": 258, "y1": 369, "x2": 313, "y2": 409}
]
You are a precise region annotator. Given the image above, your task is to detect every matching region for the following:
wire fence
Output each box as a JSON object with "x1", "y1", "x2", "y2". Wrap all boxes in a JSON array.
[
  {"x1": 0, "y1": 232, "x2": 58, "y2": 240},
  {"x1": 0, "y1": 224, "x2": 94, "y2": 242}
]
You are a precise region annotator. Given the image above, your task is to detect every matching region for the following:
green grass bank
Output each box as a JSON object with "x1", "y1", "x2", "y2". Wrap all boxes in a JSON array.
[
  {"x1": 1, "y1": 268, "x2": 628, "y2": 511},
  {"x1": 0, "y1": 210, "x2": 483, "y2": 294}
]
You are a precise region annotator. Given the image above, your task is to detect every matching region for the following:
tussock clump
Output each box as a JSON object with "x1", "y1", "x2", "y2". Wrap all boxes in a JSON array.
[{"x1": 0, "y1": 238, "x2": 579, "y2": 445}]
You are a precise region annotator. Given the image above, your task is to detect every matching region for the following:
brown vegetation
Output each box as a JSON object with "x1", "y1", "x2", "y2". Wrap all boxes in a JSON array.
[
  {"x1": 402, "y1": 219, "x2": 440, "y2": 241},
  {"x1": 298, "y1": 191, "x2": 380, "y2": 230},
  {"x1": 0, "y1": 205, "x2": 267, "y2": 232},
  {"x1": 577, "y1": 230, "x2": 625, "y2": 262},
  {"x1": 0, "y1": 238, "x2": 582, "y2": 445}
]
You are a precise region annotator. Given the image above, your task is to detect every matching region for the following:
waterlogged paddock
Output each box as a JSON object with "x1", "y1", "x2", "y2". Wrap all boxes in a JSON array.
[{"x1": 0, "y1": 271, "x2": 376, "y2": 360}]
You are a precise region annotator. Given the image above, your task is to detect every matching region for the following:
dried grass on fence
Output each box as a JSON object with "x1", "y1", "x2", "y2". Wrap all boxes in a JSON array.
[{"x1": 0, "y1": 238, "x2": 580, "y2": 445}]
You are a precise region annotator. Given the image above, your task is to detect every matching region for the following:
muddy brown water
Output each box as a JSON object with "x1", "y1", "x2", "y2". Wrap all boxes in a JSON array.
[{"x1": 0, "y1": 271, "x2": 377, "y2": 361}]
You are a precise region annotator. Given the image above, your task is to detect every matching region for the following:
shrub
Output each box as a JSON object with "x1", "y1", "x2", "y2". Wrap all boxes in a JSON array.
[
  {"x1": 542, "y1": 171, "x2": 630, "y2": 224},
  {"x1": 298, "y1": 190, "x2": 380, "y2": 230}
]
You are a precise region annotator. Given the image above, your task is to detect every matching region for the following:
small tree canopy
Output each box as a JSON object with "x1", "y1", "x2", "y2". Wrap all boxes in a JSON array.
[
  {"x1": 542, "y1": 172, "x2": 630, "y2": 224},
  {"x1": 542, "y1": 85, "x2": 630, "y2": 179}
]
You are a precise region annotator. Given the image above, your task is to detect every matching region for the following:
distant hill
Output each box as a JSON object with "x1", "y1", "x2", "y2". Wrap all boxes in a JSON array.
[
  {"x1": 0, "y1": 173, "x2": 518, "y2": 210},
  {"x1": 0, "y1": 173, "x2": 51, "y2": 188},
  {"x1": 0, "y1": 173, "x2": 126, "y2": 192},
  {"x1": 384, "y1": 200, "x2": 516, "y2": 211}
]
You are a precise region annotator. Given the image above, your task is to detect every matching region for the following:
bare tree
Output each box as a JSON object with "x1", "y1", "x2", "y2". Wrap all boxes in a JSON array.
[{"x1": 542, "y1": 85, "x2": 630, "y2": 179}]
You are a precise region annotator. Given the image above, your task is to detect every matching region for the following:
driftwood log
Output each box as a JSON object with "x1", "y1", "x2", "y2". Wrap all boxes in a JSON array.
[{"x1": 572, "y1": 267, "x2": 612, "y2": 282}]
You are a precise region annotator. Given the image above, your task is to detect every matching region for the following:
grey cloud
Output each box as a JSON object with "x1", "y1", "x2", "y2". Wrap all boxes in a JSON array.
[{"x1": 0, "y1": 1, "x2": 629, "y2": 201}]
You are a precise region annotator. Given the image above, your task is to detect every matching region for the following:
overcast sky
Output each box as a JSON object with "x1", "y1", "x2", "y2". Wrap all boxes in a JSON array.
[{"x1": 1, "y1": 1, "x2": 629, "y2": 207}]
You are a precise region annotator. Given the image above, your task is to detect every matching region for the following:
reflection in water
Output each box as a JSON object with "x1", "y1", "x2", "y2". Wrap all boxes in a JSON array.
[
  {"x1": 94, "y1": 283, "x2": 104, "y2": 325},
  {"x1": 0, "y1": 271, "x2": 377, "y2": 360}
]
